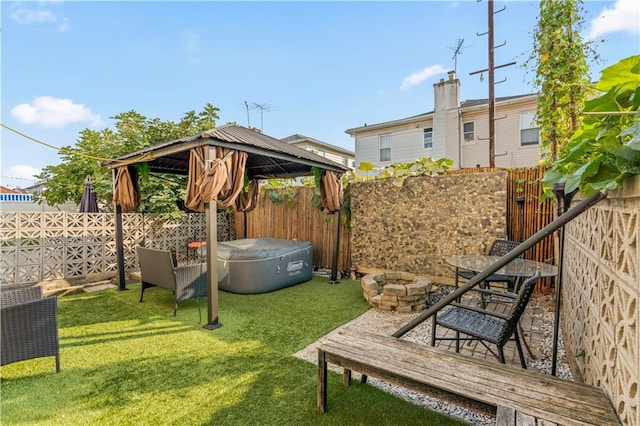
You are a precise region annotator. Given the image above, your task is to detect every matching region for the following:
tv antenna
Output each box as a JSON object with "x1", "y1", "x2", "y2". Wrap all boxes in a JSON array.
[
  {"x1": 249, "y1": 102, "x2": 279, "y2": 132},
  {"x1": 244, "y1": 101, "x2": 251, "y2": 128},
  {"x1": 448, "y1": 38, "x2": 468, "y2": 74}
]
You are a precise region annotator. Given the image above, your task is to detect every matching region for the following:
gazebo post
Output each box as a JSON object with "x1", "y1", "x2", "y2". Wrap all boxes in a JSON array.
[
  {"x1": 329, "y1": 209, "x2": 341, "y2": 284},
  {"x1": 115, "y1": 204, "x2": 127, "y2": 290},
  {"x1": 113, "y1": 167, "x2": 127, "y2": 291},
  {"x1": 204, "y1": 147, "x2": 222, "y2": 330}
]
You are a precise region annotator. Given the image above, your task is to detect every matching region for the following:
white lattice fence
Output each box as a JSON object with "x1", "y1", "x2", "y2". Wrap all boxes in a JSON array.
[
  {"x1": 0, "y1": 211, "x2": 233, "y2": 286},
  {"x1": 562, "y1": 175, "x2": 639, "y2": 426}
]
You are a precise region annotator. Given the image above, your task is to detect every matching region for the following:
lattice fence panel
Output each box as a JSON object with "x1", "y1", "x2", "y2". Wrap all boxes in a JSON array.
[
  {"x1": 563, "y1": 180, "x2": 639, "y2": 425},
  {"x1": 0, "y1": 211, "x2": 233, "y2": 285}
]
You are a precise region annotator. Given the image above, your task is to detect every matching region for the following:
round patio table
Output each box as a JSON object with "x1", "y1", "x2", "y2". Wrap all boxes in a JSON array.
[
  {"x1": 444, "y1": 255, "x2": 557, "y2": 360},
  {"x1": 444, "y1": 255, "x2": 558, "y2": 279}
]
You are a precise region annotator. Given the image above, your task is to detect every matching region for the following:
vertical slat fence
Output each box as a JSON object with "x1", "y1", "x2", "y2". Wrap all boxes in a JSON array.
[
  {"x1": 233, "y1": 188, "x2": 352, "y2": 272},
  {"x1": 233, "y1": 167, "x2": 557, "y2": 291}
]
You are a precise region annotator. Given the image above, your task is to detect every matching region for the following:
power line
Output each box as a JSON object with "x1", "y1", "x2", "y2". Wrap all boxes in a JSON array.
[{"x1": 1, "y1": 123, "x2": 153, "y2": 166}]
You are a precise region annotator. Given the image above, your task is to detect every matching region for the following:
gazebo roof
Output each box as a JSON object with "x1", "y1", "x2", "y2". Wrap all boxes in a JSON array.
[{"x1": 103, "y1": 123, "x2": 348, "y2": 178}]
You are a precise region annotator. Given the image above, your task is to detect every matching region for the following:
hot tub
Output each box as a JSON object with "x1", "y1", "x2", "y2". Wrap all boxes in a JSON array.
[{"x1": 217, "y1": 238, "x2": 313, "y2": 294}]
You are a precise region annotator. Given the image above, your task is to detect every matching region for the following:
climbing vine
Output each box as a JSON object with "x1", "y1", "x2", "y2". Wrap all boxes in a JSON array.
[
  {"x1": 542, "y1": 55, "x2": 640, "y2": 199},
  {"x1": 527, "y1": 0, "x2": 597, "y2": 163}
]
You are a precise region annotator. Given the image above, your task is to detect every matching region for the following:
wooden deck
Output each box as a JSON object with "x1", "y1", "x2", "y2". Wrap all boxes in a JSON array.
[{"x1": 317, "y1": 327, "x2": 620, "y2": 426}]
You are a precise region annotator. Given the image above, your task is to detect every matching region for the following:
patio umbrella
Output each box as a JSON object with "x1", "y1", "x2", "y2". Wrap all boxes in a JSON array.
[{"x1": 80, "y1": 175, "x2": 99, "y2": 213}]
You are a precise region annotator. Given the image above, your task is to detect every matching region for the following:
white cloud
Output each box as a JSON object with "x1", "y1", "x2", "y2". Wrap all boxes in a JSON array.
[
  {"x1": 10, "y1": 8, "x2": 56, "y2": 25},
  {"x1": 4, "y1": 165, "x2": 42, "y2": 182},
  {"x1": 10, "y1": 4, "x2": 69, "y2": 32},
  {"x1": 11, "y1": 96, "x2": 103, "y2": 128},
  {"x1": 588, "y1": 0, "x2": 640, "y2": 39},
  {"x1": 400, "y1": 65, "x2": 447, "y2": 91}
]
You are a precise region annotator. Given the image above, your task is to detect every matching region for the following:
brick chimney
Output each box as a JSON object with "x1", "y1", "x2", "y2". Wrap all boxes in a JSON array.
[{"x1": 433, "y1": 70, "x2": 460, "y2": 112}]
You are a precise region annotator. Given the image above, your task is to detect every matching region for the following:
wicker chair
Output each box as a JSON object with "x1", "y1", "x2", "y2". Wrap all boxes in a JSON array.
[
  {"x1": 431, "y1": 271, "x2": 541, "y2": 369},
  {"x1": 136, "y1": 246, "x2": 207, "y2": 316},
  {"x1": 1, "y1": 287, "x2": 60, "y2": 372},
  {"x1": 455, "y1": 239, "x2": 523, "y2": 293}
]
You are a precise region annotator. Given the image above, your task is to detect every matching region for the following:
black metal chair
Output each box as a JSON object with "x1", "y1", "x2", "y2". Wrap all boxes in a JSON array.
[
  {"x1": 431, "y1": 271, "x2": 541, "y2": 369},
  {"x1": 137, "y1": 246, "x2": 207, "y2": 317},
  {"x1": 1, "y1": 287, "x2": 60, "y2": 372},
  {"x1": 455, "y1": 239, "x2": 523, "y2": 293}
]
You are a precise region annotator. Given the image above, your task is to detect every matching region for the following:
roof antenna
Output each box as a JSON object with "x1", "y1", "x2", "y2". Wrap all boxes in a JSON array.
[
  {"x1": 244, "y1": 101, "x2": 251, "y2": 128},
  {"x1": 251, "y1": 102, "x2": 273, "y2": 132},
  {"x1": 448, "y1": 38, "x2": 467, "y2": 74}
]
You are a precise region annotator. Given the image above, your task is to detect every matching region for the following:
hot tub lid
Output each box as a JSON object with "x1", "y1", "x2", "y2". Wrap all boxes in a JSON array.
[{"x1": 217, "y1": 238, "x2": 312, "y2": 261}]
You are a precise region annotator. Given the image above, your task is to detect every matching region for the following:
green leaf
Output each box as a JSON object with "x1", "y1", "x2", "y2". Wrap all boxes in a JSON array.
[
  {"x1": 597, "y1": 55, "x2": 640, "y2": 93},
  {"x1": 565, "y1": 156, "x2": 603, "y2": 194},
  {"x1": 622, "y1": 122, "x2": 640, "y2": 150},
  {"x1": 616, "y1": 146, "x2": 640, "y2": 174}
]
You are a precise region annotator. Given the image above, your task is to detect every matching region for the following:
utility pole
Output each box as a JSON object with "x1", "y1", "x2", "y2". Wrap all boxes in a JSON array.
[
  {"x1": 488, "y1": 0, "x2": 496, "y2": 168},
  {"x1": 470, "y1": 0, "x2": 514, "y2": 168}
]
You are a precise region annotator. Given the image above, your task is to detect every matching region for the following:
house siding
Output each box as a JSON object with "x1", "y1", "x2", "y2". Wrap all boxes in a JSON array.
[
  {"x1": 354, "y1": 120, "x2": 434, "y2": 167},
  {"x1": 347, "y1": 78, "x2": 542, "y2": 170}
]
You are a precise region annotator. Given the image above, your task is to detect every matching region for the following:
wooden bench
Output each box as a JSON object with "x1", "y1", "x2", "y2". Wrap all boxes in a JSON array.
[{"x1": 317, "y1": 327, "x2": 619, "y2": 426}]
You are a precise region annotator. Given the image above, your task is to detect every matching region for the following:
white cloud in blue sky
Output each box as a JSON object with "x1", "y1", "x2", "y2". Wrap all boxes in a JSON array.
[
  {"x1": 10, "y1": 2, "x2": 69, "y2": 32},
  {"x1": 3, "y1": 165, "x2": 41, "y2": 183},
  {"x1": 588, "y1": 0, "x2": 640, "y2": 39},
  {"x1": 11, "y1": 97, "x2": 103, "y2": 128},
  {"x1": 400, "y1": 65, "x2": 447, "y2": 92},
  {"x1": 1, "y1": 0, "x2": 638, "y2": 188}
]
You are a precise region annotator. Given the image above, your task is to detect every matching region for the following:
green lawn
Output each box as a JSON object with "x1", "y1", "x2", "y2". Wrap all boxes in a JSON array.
[{"x1": 1, "y1": 276, "x2": 464, "y2": 425}]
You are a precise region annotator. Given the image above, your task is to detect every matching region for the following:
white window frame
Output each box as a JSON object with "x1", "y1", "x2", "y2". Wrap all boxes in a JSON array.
[
  {"x1": 423, "y1": 128, "x2": 433, "y2": 149},
  {"x1": 463, "y1": 121, "x2": 475, "y2": 144},
  {"x1": 379, "y1": 134, "x2": 391, "y2": 162},
  {"x1": 520, "y1": 112, "x2": 540, "y2": 146}
]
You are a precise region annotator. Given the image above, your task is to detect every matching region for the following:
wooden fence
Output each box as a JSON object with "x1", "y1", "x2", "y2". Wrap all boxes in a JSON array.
[
  {"x1": 234, "y1": 166, "x2": 559, "y2": 291},
  {"x1": 452, "y1": 166, "x2": 557, "y2": 290},
  {"x1": 233, "y1": 188, "x2": 352, "y2": 272}
]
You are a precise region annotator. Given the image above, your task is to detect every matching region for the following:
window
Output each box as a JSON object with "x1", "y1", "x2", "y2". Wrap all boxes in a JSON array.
[
  {"x1": 463, "y1": 122, "x2": 475, "y2": 144},
  {"x1": 379, "y1": 134, "x2": 391, "y2": 162},
  {"x1": 423, "y1": 128, "x2": 433, "y2": 149},
  {"x1": 520, "y1": 112, "x2": 539, "y2": 146}
]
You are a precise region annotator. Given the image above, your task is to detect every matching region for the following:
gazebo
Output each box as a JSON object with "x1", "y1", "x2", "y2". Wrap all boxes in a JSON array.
[{"x1": 103, "y1": 123, "x2": 348, "y2": 329}]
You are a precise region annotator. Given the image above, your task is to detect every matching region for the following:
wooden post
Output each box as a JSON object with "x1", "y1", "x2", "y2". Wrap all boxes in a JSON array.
[
  {"x1": 204, "y1": 146, "x2": 222, "y2": 330},
  {"x1": 113, "y1": 168, "x2": 127, "y2": 291}
]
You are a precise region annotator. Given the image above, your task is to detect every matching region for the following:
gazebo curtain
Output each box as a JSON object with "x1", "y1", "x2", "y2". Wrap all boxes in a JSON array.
[
  {"x1": 113, "y1": 166, "x2": 141, "y2": 213},
  {"x1": 235, "y1": 179, "x2": 259, "y2": 213},
  {"x1": 320, "y1": 170, "x2": 343, "y2": 213},
  {"x1": 184, "y1": 146, "x2": 248, "y2": 212}
]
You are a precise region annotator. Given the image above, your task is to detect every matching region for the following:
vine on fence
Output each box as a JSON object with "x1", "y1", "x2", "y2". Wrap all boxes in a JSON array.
[{"x1": 542, "y1": 55, "x2": 640, "y2": 200}]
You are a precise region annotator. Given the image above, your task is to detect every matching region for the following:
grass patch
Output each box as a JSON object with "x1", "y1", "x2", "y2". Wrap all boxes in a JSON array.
[{"x1": 1, "y1": 276, "x2": 464, "y2": 425}]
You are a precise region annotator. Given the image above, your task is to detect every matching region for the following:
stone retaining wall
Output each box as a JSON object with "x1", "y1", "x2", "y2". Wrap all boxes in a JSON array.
[{"x1": 350, "y1": 172, "x2": 508, "y2": 281}]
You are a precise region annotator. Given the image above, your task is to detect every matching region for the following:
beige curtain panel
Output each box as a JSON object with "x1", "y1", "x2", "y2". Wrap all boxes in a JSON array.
[
  {"x1": 320, "y1": 170, "x2": 343, "y2": 213},
  {"x1": 113, "y1": 166, "x2": 141, "y2": 213},
  {"x1": 184, "y1": 146, "x2": 248, "y2": 212},
  {"x1": 235, "y1": 179, "x2": 259, "y2": 213}
]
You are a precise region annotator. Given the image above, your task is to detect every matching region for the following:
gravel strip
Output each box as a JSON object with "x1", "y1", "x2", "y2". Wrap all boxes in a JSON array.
[{"x1": 294, "y1": 282, "x2": 573, "y2": 425}]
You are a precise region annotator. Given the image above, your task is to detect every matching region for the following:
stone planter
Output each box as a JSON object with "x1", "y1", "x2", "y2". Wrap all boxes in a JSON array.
[{"x1": 361, "y1": 271, "x2": 431, "y2": 313}]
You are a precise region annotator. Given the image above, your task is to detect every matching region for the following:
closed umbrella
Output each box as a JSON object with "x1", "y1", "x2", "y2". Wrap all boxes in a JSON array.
[{"x1": 80, "y1": 175, "x2": 99, "y2": 213}]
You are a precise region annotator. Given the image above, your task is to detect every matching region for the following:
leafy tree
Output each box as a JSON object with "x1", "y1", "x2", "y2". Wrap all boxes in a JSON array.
[
  {"x1": 528, "y1": 0, "x2": 596, "y2": 162},
  {"x1": 542, "y1": 55, "x2": 640, "y2": 199},
  {"x1": 35, "y1": 103, "x2": 219, "y2": 217}
]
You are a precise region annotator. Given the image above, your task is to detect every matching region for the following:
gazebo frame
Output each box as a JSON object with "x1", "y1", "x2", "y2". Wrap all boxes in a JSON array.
[{"x1": 104, "y1": 124, "x2": 348, "y2": 329}]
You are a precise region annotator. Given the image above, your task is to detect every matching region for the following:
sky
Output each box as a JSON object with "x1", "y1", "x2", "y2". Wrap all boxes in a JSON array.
[{"x1": 1, "y1": 0, "x2": 639, "y2": 188}]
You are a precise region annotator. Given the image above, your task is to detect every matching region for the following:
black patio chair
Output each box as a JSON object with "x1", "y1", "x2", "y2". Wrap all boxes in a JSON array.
[
  {"x1": 1, "y1": 286, "x2": 60, "y2": 372},
  {"x1": 137, "y1": 245, "x2": 207, "y2": 317},
  {"x1": 455, "y1": 239, "x2": 522, "y2": 292},
  {"x1": 431, "y1": 271, "x2": 541, "y2": 369}
]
